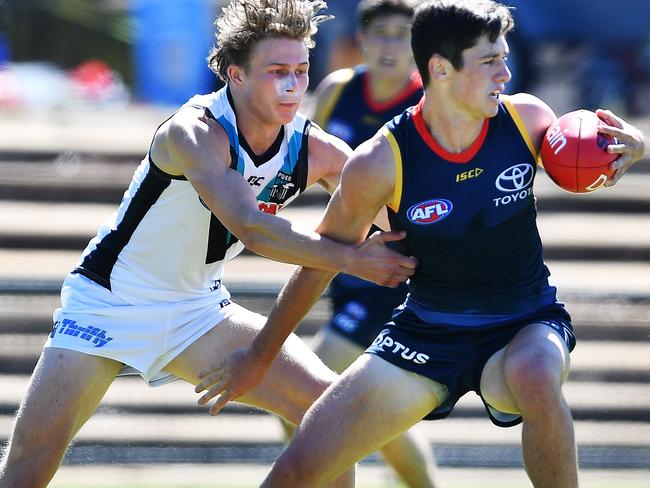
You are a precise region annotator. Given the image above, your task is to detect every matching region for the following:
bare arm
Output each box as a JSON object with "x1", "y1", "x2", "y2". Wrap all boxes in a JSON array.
[
  {"x1": 507, "y1": 92, "x2": 556, "y2": 159},
  {"x1": 153, "y1": 106, "x2": 410, "y2": 284},
  {"x1": 195, "y1": 134, "x2": 415, "y2": 413},
  {"x1": 309, "y1": 115, "x2": 393, "y2": 229},
  {"x1": 306, "y1": 122, "x2": 353, "y2": 194}
]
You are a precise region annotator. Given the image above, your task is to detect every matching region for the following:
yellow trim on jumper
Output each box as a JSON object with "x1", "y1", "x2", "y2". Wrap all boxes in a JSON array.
[
  {"x1": 313, "y1": 68, "x2": 355, "y2": 127},
  {"x1": 380, "y1": 126, "x2": 403, "y2": 212},
  {"x1": 501, "y1": 95, "x2": 538, "y2": 161}
]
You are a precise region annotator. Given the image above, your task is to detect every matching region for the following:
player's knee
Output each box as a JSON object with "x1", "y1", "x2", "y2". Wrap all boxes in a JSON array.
[
  {"x1": 6, "y1": 409, "x2": 74, "y2": 461},
  {"x1": 504, "y1": 352, "x2": 563, "y2": 407},
  {"x1": 0, "y1": 439, "x2": 68, "y2": 488},
  {"x1": 289, "y1": 378, "x2": 335, "y2": 425},
  {"x1": 282, "y1": 388, "x2": 325, "y2": 426},
  {"x1": 4, "y1": 431, "x2": 68, "y2": 466}
]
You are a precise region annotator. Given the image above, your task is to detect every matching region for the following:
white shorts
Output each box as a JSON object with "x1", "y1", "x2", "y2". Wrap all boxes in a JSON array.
[{"x1": 45, "y1": 273, "x2": 240, "y2": 385}]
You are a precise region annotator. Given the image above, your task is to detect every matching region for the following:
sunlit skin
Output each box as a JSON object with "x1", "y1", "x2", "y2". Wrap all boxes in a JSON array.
[
  {"x1": 359, "y1": 13, "x2": 415, "y2": 100},
  {"x1": 422, "y1": 34, "x2": 511, "y2": 154},
  {"x1": 448, "y1": 34, "x2": 511, "y2": 120},
  {"x1": 227, "y1": 37, "x2": 309, "y2": 153}
]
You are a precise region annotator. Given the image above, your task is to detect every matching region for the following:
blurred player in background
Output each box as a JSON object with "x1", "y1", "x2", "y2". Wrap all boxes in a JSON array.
[
  {"x1": 309, "y1": 1, "x2": 442, "y2": 486},
  {"x1": 308, "y1": 0, "x2": 362, "y2": 88},
  {"x1": 0, "y1": 1, "x2": 418, "y2": 486},
  {"x1": 196, "y1": 1, "x2": 646, "y2": 486}
]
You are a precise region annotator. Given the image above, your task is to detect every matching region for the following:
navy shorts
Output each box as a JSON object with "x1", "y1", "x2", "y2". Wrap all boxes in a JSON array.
[
  {"x1": 365, "y1": 302, "x2": 575, "y2": 427},
  {"x1": 326, "y1": 274, "x2": 408, "y2": 347}
]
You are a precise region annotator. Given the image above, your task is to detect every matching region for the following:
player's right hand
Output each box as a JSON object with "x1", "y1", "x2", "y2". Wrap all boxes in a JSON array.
[
  {"x1": 194, "y1": 347, "x2": 270, "y2": 415},
  {"x1": 349, "y1": 230, "x2": 417, "y2": 287}
]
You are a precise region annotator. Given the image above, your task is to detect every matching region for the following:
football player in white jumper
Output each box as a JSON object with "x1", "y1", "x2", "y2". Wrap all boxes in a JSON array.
[{"x1": 0, "y1": 1, "x2": 417, "y2": 486}]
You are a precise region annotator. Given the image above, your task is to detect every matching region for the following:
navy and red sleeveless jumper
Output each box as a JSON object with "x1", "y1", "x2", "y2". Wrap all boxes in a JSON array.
[{"x1": 383, "y1": 96, "x2": 559, "y2": 326}]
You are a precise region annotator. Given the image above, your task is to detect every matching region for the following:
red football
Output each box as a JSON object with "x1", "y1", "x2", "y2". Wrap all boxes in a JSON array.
[{"x1": 540, "y1": 109, "x2": 618, "y2": 193}]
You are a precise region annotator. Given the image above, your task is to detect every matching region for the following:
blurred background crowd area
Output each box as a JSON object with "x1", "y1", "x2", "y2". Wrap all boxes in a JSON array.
[{"x1": 0, "y1": 0, "x2": 649, "y2": 116}]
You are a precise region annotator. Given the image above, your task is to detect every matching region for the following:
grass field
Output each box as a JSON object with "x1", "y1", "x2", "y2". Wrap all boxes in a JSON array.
[{"x1": 49, "y1": 465, "x2": 650, "y2": 488}]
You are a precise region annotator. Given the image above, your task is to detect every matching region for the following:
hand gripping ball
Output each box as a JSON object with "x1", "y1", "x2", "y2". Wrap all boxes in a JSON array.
[{"x1": 540, "y1": 109, "x2": 618, "y2": 193}]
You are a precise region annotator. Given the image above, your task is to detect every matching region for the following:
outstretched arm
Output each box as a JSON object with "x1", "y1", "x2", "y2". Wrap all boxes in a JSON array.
[
  {"x1": 153, "y1": 106, "x2": 411, "y2": 285},
  {"x1": 195, "y1": 135, "x2": 415, "y2": 414}
]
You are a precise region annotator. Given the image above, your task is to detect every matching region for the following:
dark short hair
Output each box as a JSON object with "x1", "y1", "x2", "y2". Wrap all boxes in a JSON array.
[
  {"x1": 411, "y1": 0, "x2": 514, "y2": 86},
  {"x1": 357, "y1": 0, "x2": 417, "y2": 29},
  {"x1": 208, "y1": 0, "x2": 331, "y2": 82}
]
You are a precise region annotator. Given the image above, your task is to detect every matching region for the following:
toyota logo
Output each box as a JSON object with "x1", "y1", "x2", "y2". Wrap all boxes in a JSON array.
[{"x1": 495, "y1": 163, "x2": 534, "y2": 192}]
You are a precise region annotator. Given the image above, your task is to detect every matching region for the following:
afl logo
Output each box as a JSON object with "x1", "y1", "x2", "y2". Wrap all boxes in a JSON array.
[
  {"x1": 407, "y1": 199, "x2": 453, "y2": 225},
  {"x1": 495, "y1": 163, "x2": 534, "y2": 192}
]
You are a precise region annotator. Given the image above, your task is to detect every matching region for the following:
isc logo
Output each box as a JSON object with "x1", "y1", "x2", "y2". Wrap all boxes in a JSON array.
[
  {"x1": 407, "y1": 199, "x2": 453, "y2": 225},
  {"x1": 456, "y1": 167, "x2": 484, "y2": 182}
]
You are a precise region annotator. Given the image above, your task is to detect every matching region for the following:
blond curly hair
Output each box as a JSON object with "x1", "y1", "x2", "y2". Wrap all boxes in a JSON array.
[{"x1": 208, "y1": 0, "x2": 331, "y2": 81}]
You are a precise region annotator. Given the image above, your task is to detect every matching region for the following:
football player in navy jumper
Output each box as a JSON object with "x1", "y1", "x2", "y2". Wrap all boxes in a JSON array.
[
  {"x1": 0, "y1": 2, "x2": 418, "y2": 487},
  {"x1": 308, "y1": 1, "x2": 441, "y2": 486},
  {"x1": 196, "y1": 1, "x2": 646, "y2": 487}
]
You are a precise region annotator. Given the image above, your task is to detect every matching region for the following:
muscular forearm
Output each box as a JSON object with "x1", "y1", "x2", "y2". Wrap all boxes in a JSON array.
[
  {"x1": 241, "y1": 212, "x2": 354, "y2": 273},
  {"x1": 238, "y1": 210, "x2": 414, "y2": 287},
  {"x1": 250, "y1": 267, "x2": 336, "y2": 365}
]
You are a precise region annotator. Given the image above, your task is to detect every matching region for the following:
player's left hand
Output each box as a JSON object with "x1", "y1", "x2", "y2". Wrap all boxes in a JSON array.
[
  {"x1": 596, "y1": 109, "x2": 646, "y2": 186},
  {"x1": 348, "y1": 230, "x2": 418, "y2": 288},
  {"x1": 194, "y1": 347, "x2": 269, "y2": 415}
]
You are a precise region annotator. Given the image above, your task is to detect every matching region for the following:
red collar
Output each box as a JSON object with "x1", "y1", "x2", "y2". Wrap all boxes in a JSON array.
[
  {"x1": 362, "y1": 70, "x2": 422, "y2": 112},
  {"x1": 411, "y1": 98, "x2": 489, "y2": 164}
]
